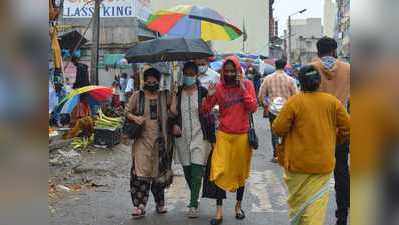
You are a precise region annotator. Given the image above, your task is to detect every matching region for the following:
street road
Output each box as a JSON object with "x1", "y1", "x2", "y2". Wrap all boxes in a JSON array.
[{"x1": 49, "y1": 110, "x2": 337, "y2": 225}]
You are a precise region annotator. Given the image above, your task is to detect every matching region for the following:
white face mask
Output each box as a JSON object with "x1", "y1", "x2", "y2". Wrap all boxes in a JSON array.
[{"x1": 198, "y1": 65, "x2": 208, "y2": 74}]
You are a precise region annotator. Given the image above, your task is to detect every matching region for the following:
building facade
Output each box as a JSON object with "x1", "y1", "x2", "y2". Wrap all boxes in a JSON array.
[
  {"x1": 269, "y1": 0, "x2": 275, "y2": 40},
  {"x1": 268, "y1": 0, "x2": 284, "y2": 60},
  {"x1": 323, "y1": 0, "x2": 337, "y2": 38},
  {"x1": 59, "y1": 0, "x2": 155, "y2": 86},
  {"x1": 335, "y1": 0, "x2": 350, "y2": 61},
  {"x1": 289, "y1": 18, "x2": 323, "y2": 64},
  {"x1": 150, "y1": 0, "x2": 269, "y2": 56},
  {"x1": 297, "y1": 36, "x2": 320, "y2": 64},
  {"x1": 60, "y1": 0, "x2": 154, "y2": 48},
  {"x1": 269, "y1": 36, "x2": 284, "y2": 60}
]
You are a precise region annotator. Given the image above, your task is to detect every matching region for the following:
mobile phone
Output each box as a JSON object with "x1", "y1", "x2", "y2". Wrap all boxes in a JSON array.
[{"x1": 235, "y1": 74, "x2": 240, "y2": 86}]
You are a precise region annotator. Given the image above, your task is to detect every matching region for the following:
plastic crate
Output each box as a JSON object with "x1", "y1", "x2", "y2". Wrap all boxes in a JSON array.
[{"x1": 94, "y1": 127, "x2": 121, "y2": 148}]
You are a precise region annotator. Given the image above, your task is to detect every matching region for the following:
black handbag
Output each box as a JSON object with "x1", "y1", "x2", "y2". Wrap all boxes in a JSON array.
[
  {"x1": 248, "y1": 113, "x2": 259, "y2": 150},
  {"x1": 122, "y1": 91, "x2": 145, "y2": 139}
]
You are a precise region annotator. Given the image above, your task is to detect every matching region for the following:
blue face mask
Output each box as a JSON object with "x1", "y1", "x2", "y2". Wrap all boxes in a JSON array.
[{"x1": 183, "y1": 75, "x2": 197, "y2": 86}]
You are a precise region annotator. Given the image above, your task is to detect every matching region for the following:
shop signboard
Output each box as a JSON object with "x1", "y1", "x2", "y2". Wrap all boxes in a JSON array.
[{"x1": 63, "y1": 0, "x2": 135, "y2": 18}]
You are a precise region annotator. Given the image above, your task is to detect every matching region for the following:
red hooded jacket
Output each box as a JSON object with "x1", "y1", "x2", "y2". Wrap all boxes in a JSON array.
[{"x1": 202, "y1": 55, "x2": 258, "y2": 134}]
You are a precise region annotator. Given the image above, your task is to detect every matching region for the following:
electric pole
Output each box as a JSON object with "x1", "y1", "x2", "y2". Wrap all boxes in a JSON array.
[
  {"x1": 242, "y1": 17, "x2": 247, "y2": 53},
  {"x1": 287, "y1": 9, "x2": 307, "y2": 64},
  {"x1": 90, "y1": 0, "x2": 101, "y2": 85},
  {"x1": 288, "y1": 15, "x2": 291, "y2": 64}
]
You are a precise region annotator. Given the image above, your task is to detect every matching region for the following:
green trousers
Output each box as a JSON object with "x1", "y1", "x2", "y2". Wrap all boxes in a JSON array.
[{"x1": 183, "y1": 164, "x2": 205, "y2": 208}]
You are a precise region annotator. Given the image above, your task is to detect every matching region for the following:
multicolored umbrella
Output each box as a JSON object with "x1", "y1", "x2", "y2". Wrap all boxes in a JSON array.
[
  {"x1": 58, "y1": 86, "x2": 113, "y2": 114},
  {"x1": 146, "y1": 5, "x2": 242, "y2": 41}
]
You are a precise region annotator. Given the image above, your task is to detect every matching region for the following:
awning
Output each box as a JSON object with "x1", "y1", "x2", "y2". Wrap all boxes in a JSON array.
[
  {"x1": 59, "y1": 30, "x2": 88, "y2": 52},
  {"x1": 102, "y1": 54, "x2": 125, "y2": 65}
]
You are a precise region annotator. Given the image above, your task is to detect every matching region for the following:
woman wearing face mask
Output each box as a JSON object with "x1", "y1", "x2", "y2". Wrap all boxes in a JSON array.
[
  {"x1": 202, "y1": 55, "x2": 258, "y2": 225},
  {"x1": 169, "y1": 61, "x2": 215, "y2": 218},
  {"x1": 126, "y1": 68, "x2": 173, "y2": 219}
]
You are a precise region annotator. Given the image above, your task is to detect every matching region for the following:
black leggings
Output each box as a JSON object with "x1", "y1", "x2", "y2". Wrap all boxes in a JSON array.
[
  {"x1": 130, "y1": 167, "x2": 165, "y2": 208},
  {"x1": 268, "y1": 112, "x2": 279, "y2": 157},
  {"x1": 216, "y1": 186, "x2": 245, "y2": 206}
]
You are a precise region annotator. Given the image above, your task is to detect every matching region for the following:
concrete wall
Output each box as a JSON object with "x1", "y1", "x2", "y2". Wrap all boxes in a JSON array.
[
  {"x1": 60, "y1": 17, "x2": 140, "y2": 47},
  {"x1": 150, "y1": 0, "x2": 269, "y2": 55},
  {"x1": 296, "y1": 37, "x2": 320, "y2": 64}
]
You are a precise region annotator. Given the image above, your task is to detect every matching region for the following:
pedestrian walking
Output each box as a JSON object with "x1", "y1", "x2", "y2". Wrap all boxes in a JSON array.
[
  {"x1": 169, "y1": 62, "x2": 215, "y2": 218},
  {"x1": 126, "y1": 68, "x2": 173, "y2": 219},
  {"x1": 195, "y1": 58, "x2": 220, "y2": 89},
  {"x1": 71, "y1": 56, "x2": 90, "y2": 89},
  {"x1": 125, "y1": 74, "x2": 135, "y2": 99},
  {"x1": 310, "y1": 36, "x2": 350, "y2": 225},
  {"x1": 272, "y1": 65, "x2": 350, "y2": 225},
  {"x1": 246, "y1": 65, "x2": 261, "y2": 96},
  {"x1": 258, "y1": 59, "x2": 298, "y2": 163},
  {"x1": 119, "y1": 73, "x2": 128, "y2": 108},
  {"x1": 202, "y1": 55, "x2": 257, "y2": 225}
]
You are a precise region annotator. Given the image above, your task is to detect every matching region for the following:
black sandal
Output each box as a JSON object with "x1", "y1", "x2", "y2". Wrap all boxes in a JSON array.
[
  {"x1": 210, "y1": 217, "x2": 223, "y2": 225},
  {"x1": 235, "y1": 209, "x2": 246, "y2": 220}
]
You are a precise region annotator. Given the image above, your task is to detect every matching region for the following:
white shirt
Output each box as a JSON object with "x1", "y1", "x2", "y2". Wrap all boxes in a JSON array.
[
  {"x1": 119, "y1": 78, "x2": 127, "y2": 93},
  {"x1": 198, "y1": 68, "x2": 220, "y2": 89},
  {"x1": 125, "y1": 78, "x2": 134, "y2": 93}
]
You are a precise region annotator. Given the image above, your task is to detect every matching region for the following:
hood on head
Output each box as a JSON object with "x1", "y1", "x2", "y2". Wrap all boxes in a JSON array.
[
  {"x1": 221, "y1": 55, "x2": 244, "y2": 82},
  {"x1": 312, "y1": 56, "x2": 338, "y2": 80}
]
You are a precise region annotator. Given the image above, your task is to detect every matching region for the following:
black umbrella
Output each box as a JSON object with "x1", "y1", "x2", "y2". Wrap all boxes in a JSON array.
[
  {"x1": 59, "y1": 30, "x2": 88, "y2": 51},
  {"x1": 125, "y1": 37, "x2": 214, "y2": 63}
]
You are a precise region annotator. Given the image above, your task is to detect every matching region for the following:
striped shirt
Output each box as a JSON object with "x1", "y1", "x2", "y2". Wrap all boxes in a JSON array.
[{"x1": 259, "y1": 71, "x2": 298, "y2": 106}]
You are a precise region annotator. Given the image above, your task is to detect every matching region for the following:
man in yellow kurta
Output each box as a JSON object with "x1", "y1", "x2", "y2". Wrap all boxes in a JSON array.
[{"x1": 272, "y1": 65, "x2": 350, "y2": 225}]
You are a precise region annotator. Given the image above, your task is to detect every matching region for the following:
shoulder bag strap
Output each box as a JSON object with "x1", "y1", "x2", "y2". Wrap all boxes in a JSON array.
[
  {"x1": 158, "y1": 91, "x2": 165, "y2": 135},
  {"x1": 198, "y1": 85, "x2": 209, "y2": 139},
  {"x1": 176, "y1": 87, "x2": 183, "y2": 122},
  {"x1": 138, "y1": 90, "x2": 145, "y2": 116},
  {"x1": 249, "y1": 113, "x2": 255, "y2": 128}
]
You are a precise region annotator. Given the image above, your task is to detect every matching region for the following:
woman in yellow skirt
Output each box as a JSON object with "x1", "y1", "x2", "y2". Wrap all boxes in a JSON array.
[
  {"x1": 272, "y1": 65, "x2": 350, "y2": 225},
  {"x1": 202, "y1": 55, "x2": 258, "y2": 225}
]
